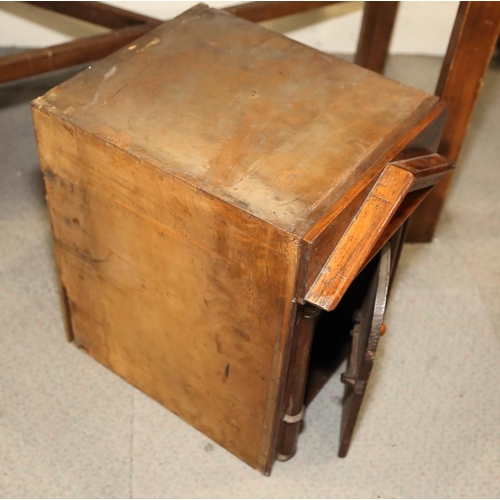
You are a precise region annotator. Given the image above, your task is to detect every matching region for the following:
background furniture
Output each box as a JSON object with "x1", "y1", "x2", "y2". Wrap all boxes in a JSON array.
[
  {"x1": 355, "y1": 2, "x2": 500, "y2": 241},
  {"x1": 1, "y1": 1, "x2": 498, "y2": 242}
]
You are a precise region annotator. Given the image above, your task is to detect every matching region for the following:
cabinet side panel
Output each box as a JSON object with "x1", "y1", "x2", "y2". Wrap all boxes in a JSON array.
[{"x1": 32, "y1": 106, "x2": 300, "y2": 472}]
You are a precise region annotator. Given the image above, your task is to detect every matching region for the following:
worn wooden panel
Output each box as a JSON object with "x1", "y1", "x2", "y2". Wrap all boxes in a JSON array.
[
  {"x1": 31, "y1": 4, "x2": 455, "y2": 473},
  {"x1": 32, "y1": 105, "x2": 300, "y2": 473},
  {"x1": 36, "y1": 4, "x2": 437, "y2": 237}
]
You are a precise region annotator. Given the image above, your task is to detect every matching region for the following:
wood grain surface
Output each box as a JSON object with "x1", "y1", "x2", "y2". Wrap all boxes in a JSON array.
[
  {"x1": 305, "y1": 153, "x2": 453, "y2": 311},
  {"x1": 35, "y1": 4, "x2": 437, "y2": 237},
  {"x1": 305, "y1": 164, "x2": 413, "y2": 311},
  {"x1": 32, "y1": 104, "x2": 301, "y2": 473},
  {"x1": 32, "y1": 4, "x2": 452, "y2": 473}
]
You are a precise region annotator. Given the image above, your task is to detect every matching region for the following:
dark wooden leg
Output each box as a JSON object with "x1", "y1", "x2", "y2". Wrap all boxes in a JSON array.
[
  {"x1": 407, "y1": 1, "x2": 500, "y2": 242},
  {"x1": 355, "y1": 1, "x2": 399, "y2": 74},
  {"x1": 276, "y1": 304, "x2": 320, "y2": 462}
]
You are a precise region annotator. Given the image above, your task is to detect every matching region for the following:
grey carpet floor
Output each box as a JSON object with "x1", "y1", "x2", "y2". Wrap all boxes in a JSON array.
[{"x1": 1, "y1": 53, "x2": 500, "y2": 498}]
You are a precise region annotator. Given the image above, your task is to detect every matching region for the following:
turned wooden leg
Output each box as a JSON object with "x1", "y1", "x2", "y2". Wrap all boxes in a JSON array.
[
  {"x1": 407, "y1": 1, "x2": 500, "y2": 242},
  {"x1": 355, "y1": 1, "x2": 399, "y2": 74}
]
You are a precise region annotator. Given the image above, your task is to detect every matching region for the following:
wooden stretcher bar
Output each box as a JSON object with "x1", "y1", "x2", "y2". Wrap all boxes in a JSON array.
[{"x1": 0, "y1": 1, "x2": 336, "y2": 84}]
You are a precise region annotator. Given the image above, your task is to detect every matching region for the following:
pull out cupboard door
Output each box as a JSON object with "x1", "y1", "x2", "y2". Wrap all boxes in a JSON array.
[
  {"x1": 338, "y1": 243, "x2": 391, "y2": 457},
  {"x1": 302, "y1": 153, "x2": 454, "y2": 458}
]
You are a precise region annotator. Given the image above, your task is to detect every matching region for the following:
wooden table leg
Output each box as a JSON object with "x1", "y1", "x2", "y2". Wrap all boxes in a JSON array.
[
  {"x1": 407, "y1": 1, "x2": 500, "y2": 242},
  {"x1": 355, "y1": 1, "x2": 399, "y2": 74}
]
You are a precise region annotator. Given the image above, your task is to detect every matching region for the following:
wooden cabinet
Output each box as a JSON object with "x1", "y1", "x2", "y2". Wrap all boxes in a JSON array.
[{"x1": 32, "y1": 5, "x2": 453, "y2": 474}]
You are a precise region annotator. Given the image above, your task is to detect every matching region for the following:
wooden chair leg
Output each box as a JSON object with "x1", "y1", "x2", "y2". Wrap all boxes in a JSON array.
[
  {"x1": 355, "y1": 1, "x2": 399, "y2": 74},
  {"x1": 407, "y1": 1, "x2": 500, "y2": 242}
]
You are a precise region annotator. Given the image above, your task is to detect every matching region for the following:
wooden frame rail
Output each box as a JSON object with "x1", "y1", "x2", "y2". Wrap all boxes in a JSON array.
[{"x1": 0, "y1": 1, "x2": 336, "y2": 83}]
